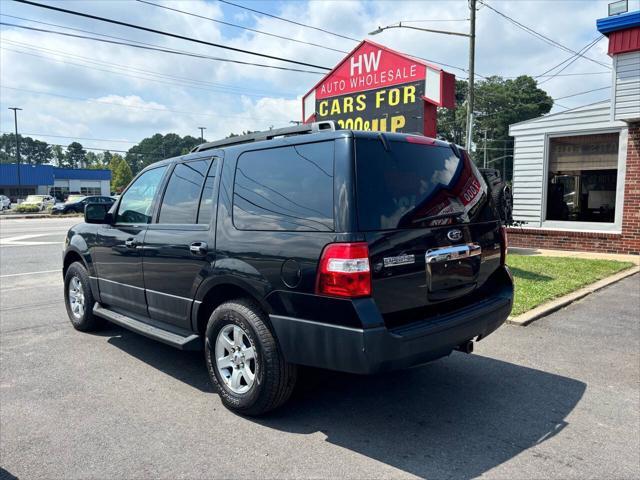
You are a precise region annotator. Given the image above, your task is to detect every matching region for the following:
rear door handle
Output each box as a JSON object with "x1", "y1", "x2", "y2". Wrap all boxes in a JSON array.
[{"x1": 190, "y1": 242, "x2": 208, "y2": 255}]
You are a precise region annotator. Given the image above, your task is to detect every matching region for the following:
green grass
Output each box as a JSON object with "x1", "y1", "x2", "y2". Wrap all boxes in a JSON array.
[{"x1": 508, "y1": 254, "x2": 634, "y2": 316}]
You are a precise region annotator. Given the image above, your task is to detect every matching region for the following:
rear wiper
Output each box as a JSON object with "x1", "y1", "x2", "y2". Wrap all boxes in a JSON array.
[
  {"x1": 410, "y1": 211, "x2": 465, "y2": 224},
  {"x1": 378, "y1": 132, "x2": 390, "y2": 152}
]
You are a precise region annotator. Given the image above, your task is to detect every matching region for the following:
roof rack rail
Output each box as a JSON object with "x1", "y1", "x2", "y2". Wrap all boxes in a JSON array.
[{"x1": 191, "y1": 120, "x2": 338, "y2": 153}]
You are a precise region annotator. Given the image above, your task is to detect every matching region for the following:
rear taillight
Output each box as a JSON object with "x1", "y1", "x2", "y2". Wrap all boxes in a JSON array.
[
  {"x1": 500, "y1": 226, "x2": 508, "y2": 266},
  {"x1": 316, "y1": 242, "x2": 371, "y2": 298}
]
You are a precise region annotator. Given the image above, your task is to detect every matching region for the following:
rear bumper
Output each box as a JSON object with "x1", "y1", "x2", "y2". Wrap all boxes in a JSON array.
[{"x1": 270, "y1": 266, "x2": 513, "y2": 374}]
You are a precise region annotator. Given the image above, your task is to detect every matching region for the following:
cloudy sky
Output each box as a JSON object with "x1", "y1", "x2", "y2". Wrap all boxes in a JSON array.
[{"x1": 1, "y1": 0, "x2": 638, "y2": 153}]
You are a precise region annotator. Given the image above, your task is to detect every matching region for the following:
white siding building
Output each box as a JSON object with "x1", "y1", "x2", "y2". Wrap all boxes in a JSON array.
[
  {"x1": 509, "y1": 101, "x2": 628, "y2": 233},
  {"x1": 506, "y1": 8, "x2": 639, "y2": 255},
  {"x1": 612, "y1": 51, "x2": 640, "y2": 122}
]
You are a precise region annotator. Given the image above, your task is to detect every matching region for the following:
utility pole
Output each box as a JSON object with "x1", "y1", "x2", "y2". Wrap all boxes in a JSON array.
[
  {"x1": 369, "y1": 8, "x2": 476, "y2": 148},
  {"x1": 483, "y1": 129, "x2": 488, "y2": 168},
  {"x1": 503, "y1": 143, "x2": 507, "y2": 181},
  {"x1": 465, "y1": 0, "x2": 477, "y2": 152},
  {"x1": 198, "y1": 127, "x2": 206, "y2": 142},
  {"x1": 8, "y1": 107, "x2": 22, "y2": 194}
]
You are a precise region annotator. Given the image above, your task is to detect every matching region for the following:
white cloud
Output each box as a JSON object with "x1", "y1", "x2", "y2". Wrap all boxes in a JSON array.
[{"x1": 1, "y1": 0, "x2": 638, "y2": 153}]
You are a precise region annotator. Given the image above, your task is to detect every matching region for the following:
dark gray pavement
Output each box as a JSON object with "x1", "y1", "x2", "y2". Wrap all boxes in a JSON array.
[{"x1": 0, "y1": 217, "x2": 638, "y2": 479}]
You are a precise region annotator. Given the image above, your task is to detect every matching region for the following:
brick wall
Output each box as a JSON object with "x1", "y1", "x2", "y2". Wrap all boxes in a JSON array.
[{"x1": 508, "y1": 122, "x2": 640, "y2": 255}]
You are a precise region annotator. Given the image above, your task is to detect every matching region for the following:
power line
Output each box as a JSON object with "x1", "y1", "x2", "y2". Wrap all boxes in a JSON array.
[
  {"x1": 474, "y1": 86, "x2": 609, "y2": 118},
  {"x1": 1, "y1": 11, "x2": 313, "y2": 81},
  {"x1": 479, "y1": 1, "x2": 611, "y2": 70},
  {"x1": 537, "y1": 36, "x2": 604, "y2": 84},
  {"x1": 218, "y1": 0, "x2": 359, "y2": 42},
  {"x1": 503, "y1": 71, "x2": 610, "y2": 78},
  {"x1": 0, "y1": 22, "x2": 326, "y2": 75},
  {"x1": 0, "y1": 15, "x2": 309, "y2": 94},
  {"x1": 399, "y1": 18, "x2": 470, "y2": 23},
  {"x1": 218, "y1": 0, "x2": 475, "y2": 74},
  {"x1": 0, "y1": 136, "x2": 161, "y2": 156},
  {"x1": 9, "y1": 132, "x2": 137, "y2": 144},
  {"x1": 1, "y1": 12, "x2": 473, "y2": 79},
  {"x1": 553, "y1": 86, "x2": 610, "y2": 101},
  {"x1": 14, "y1": 0, "x2": 332, "y2": 71},
  {"x1": 1, "y1": 43, "x2": 296, "y2": 98},
  {"x1": 136, "y1": 0, "x2": 348, "y2": 54}
]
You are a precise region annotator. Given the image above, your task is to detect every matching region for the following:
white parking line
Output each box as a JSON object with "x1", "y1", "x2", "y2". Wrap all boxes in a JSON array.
[
  {"x1": 0, "y1": 233, "x2": 63, "y2": 246},
  {"x1": 0, "y1": 269, "x2": 60, "y2": 278}
]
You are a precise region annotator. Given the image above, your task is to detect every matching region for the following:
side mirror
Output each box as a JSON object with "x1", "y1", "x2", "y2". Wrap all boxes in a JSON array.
[{"x1": 85, "y1": 203, "x2": 112, "y2": 224}]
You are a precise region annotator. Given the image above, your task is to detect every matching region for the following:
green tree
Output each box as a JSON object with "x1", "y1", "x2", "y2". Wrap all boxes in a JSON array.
[
  {"x1": 125, "y1": 133, "x2": 201, "y2": 174},
  {"x1": 29, "y1": 139, "x2": 52, "y2": 164},
  {"x1": 102, "y1": 150, "x2": 113, "y2": 167},
  {"x1": 51, "y1": 145, "x2": 65, "y2": 166},
  {"x1": 0, "y1": 133, "x2": 51, "y2": 164},
  {"x1": 64, "y1": 142, "x2": 87, "y2": 168},
  {"x1": 437, "y1": 75, "x2": 553, "y2": 180},
  {"x1": 226, "y1": 130, "x2": 254, "y2": 138},
  {"x1": 0, "y1": 133, "x2": 18, "y2": 163},
  {"x1": 109, "y1": 154, "x2": 133, "y2": 193},
  {"x1": 85, "y1": 151, "x2": 100, "y2": 168}
]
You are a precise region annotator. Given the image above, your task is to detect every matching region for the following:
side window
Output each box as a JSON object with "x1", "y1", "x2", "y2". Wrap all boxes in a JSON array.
[
  {"x1": 197, "y1": 159, "x2": 218, "y2": 225},
  {"x1": 116, "y1": 166, "x2": 167, "y2": 224},
  {"x1": 158, "y1": 160, "x2": 210, "y2": 224},
  {"x1": 233, "y1": 141, "x2": 334, "y2": 231}
]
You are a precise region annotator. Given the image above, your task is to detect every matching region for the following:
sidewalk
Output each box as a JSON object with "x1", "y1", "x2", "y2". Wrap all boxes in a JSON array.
[{"x1": 509, "y1": 247, "x2": 640, "y2": 265}]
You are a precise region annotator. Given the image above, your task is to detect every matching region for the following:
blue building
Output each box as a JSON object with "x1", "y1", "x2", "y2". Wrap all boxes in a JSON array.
[{"x1": 0, "y1": 163, "x2": 111, "y2": 201}]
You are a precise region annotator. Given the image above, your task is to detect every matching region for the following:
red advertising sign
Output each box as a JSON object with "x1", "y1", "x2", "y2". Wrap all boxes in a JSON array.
[
  {"x1": 303, "y1": 40, "x2": 455, "y2": 137},
  {"x1": 315, "y1": 42, "x2": 426, "y2": 99}
]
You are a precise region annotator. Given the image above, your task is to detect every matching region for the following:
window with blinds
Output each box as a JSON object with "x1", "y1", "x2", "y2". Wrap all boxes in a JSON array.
[
  {"x1": 549, "y1": 133, "x2": 619, "y2": 172},
  {"x1": 546, "y1": 132, "x2": 619, "y2": 224}
]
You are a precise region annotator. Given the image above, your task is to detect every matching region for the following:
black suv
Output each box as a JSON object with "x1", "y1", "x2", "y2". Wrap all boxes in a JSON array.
[{"x1": 62, "y1": 122, "x2": 513, "y2": 415}]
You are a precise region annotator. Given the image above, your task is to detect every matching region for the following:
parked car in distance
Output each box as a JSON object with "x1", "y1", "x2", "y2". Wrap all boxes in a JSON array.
[
  {"x1": 0, "y1": 195, "x2": 10, "y2": 210},
  {"x1": 52, "y1": 195, "x2": 115, "y2": 215},
  {"x1": 62, "y1": 122, "x2": 513, "y2": 415},
  {"x1": 21, "y1": 195, "x2": 55, "y2": 211}
]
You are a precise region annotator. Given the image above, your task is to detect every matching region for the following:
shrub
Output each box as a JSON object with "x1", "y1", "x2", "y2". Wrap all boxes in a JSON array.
[{"x1": 14, "y1": 204, "x2": 41, "y2": 213}]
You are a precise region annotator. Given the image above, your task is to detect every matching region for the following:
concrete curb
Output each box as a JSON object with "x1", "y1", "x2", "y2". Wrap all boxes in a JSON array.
[
  {"x1": 0, "y1": 214, "x2": 82, "y2": 220},
  {"x1": 507, "y1": 266, "x2": 640, "y2": 326}
]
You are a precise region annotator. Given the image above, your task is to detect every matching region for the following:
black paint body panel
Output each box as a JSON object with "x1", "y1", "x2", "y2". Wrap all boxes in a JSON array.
[{"x1": 62, "y1": 130, "x2": 513, "y2": 374}]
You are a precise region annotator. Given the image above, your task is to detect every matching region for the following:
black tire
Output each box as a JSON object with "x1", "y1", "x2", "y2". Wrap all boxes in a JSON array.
[
  {"x1": 63, "y1": 261, "x2": 102, "y2": 331},
  {"x1": 205, "y1": 299, "x2": 297, "y2": 416}
]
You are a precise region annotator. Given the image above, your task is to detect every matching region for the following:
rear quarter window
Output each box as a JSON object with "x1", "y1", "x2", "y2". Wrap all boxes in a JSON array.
[
  {"x1": 232, "y1": 141, "x2": 334, "y2": 231},
  {"x1": 355, "y1": 137, "x2": 490, "y2": 230}
]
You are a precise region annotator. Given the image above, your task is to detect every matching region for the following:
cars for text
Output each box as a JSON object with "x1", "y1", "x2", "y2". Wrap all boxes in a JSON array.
[{"x1": 62, "y1": 122, "x2": 514, "y2": 415}]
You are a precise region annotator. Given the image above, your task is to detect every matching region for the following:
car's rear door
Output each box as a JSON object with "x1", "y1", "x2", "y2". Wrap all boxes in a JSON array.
[
  {"x1": 94, "y1": 165, "x2": 168, "y2": 316},
  {"x1": 354, "y1": 135, "x2": 503, "y2": 318},
  {"x1": 142, "y1": 157, "x2": 220, "y2": 329}
]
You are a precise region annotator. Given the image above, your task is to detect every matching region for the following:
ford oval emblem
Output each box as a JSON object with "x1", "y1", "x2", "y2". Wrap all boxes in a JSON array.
[{"x1": 447, "y1": 229, "x2": 463, "y2": 241}]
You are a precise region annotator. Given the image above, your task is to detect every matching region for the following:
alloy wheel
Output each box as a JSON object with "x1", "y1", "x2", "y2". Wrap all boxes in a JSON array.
[
  {"x1": 214, "y1": 324, "x2": 257, "y2": 394},
  {"x1": 68, "y1": 276, "x2": 85, "y2": 319}
]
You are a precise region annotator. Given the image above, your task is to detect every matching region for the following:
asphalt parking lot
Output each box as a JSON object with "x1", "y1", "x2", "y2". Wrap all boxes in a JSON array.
[{"x1": 1, "y1": 217, "x2": 639, "y2": 479}]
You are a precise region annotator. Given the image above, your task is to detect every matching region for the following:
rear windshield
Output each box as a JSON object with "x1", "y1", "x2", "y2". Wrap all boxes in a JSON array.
[{"x1": 355, "y1": 137, "x2": 488, "y2": 230}]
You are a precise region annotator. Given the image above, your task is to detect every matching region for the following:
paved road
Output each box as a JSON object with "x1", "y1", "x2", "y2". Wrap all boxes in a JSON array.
[{"x1": 1, "y1": 217, "x2": 639, "y2": 479}]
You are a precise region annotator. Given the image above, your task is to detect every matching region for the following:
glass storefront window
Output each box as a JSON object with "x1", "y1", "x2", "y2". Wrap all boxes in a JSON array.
[
  {"x1": 80, "y1": 187, "x2": 101, "y2": 196},
  {"x1": 546, "y1": 133, "x2": 619, "y2": 223},
  {"x1": 50, "y1": 187, "x2": 69, "y2": 201}
]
